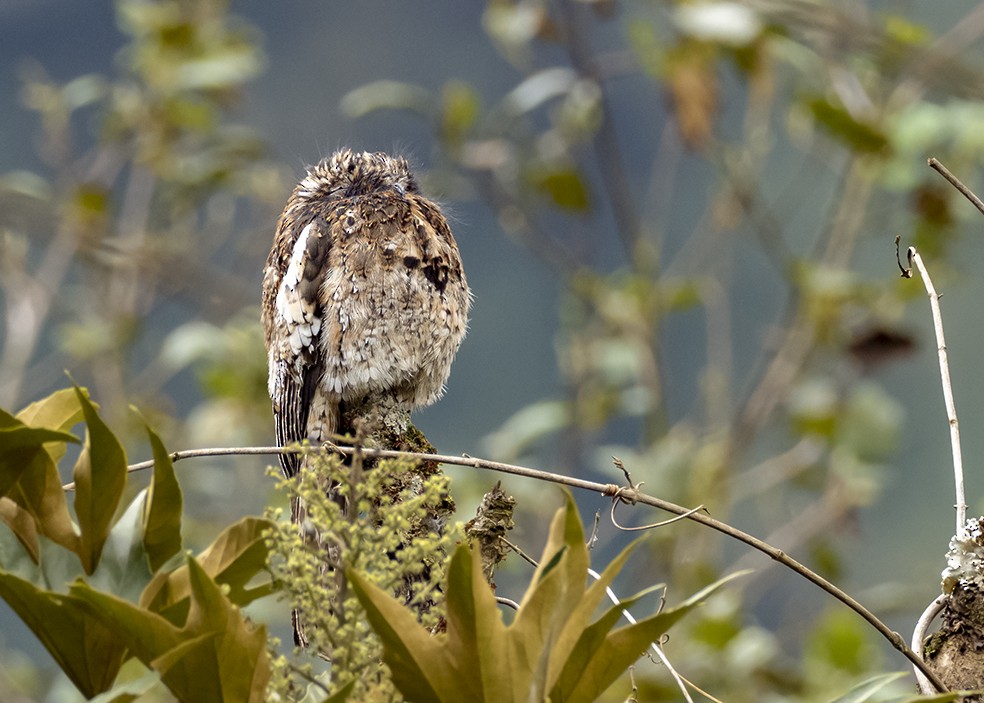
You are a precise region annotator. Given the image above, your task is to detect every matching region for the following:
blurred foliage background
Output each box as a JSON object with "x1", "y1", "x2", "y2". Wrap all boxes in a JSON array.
[{"x1": 4, "y1": 0, "x2": 984, "y2": 700}]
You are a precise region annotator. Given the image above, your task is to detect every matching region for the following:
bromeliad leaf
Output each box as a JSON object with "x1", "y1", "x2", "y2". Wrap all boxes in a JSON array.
[{"x1": 351, "y1": 491, "x2": 741, "y2": 703}]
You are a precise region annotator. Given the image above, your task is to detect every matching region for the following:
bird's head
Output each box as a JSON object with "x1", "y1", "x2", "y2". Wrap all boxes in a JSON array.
[{"x1": 295, "y1": 149, "x2": 419, "y2": 202}]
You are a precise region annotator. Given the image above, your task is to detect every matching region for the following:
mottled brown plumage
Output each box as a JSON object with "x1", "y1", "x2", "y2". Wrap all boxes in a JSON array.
[{"x1": 261, "y1": 149, "x2": 469, "y2": 646}]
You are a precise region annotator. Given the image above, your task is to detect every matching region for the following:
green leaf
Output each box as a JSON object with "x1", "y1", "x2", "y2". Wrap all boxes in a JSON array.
[
  {"x1": 72, "y1": 556, "x2": 270, "y2": 703},
  {"x1": 440, "y1": 80, "x2": 480, "y2": 143},
  {"x1": 0, "y1": 425, "x2": 79, "y2": 497},
  {"x1": 87, "y1": 666, "x2": 163, "y2": 703},
  {"x1": 352, "y1": 493, "x2": 742, "y2": 703},
  {"x1": 548, "y1": 538, "x2": 648, "y2": 694},
  {"x1": 0, "y1": 498, "x2": 41, "y2": 563},
  {"x1": 348, "y1": 563, "x2": 457, "y2": 703},
  {"x1": 138, "y1": 412, "x2": 183, "y2": 572},
  {"x1": 98, "y1": 490, "x2": 155, "y2": 602},
  {"x1": 528, "y1": 165, "x2": 591, "y2": 211},
  {"x1": 0, "y1": 410, "x2": 79, "y2": 554},
  {"x1": 507, "y1": 493, "x2": 588, "y2": 699},
  {"x1": 15, "y1": 387, "x2": 85, "y2": 463},
  {"x1": 826, "y1": 672, "x2": 906, "y2": 703},
  {"x1": 0, "y1": 572, "x2": 126, "y2": 697},
  {"x1": 562, "y1": 572, "x2": 746, "y2": 703},
  {"x1": 442, "y1": 544, "x2": 509, "y2": 701},
  {"x1": 807, "y1": 97, "x2": 890, "y2": 155},
  {"x1": 322, "y1": 679, "x2": 357, "y2": 703},
  {"x1": 73, "y1": 386, "x2": 128, "y2": 574},
  {"x1": 141, "y1": 517, "x2": 274, "y2": 620},
  {"x1": 0, "y1": 396, "x2": 82, "y2": 557}
]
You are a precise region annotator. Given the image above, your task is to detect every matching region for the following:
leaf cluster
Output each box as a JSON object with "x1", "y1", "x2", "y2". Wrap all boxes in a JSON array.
[
  {"x1": 351, "y1": 492, "x2": 737, "y2": 703},
  {"x1": 0, "y1": 387, "x2": 274, "y2": 701}
]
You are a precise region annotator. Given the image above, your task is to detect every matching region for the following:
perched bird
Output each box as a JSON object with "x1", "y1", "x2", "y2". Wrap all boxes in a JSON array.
[
  {"x1": 262, "y1": 149, "x2": 470, "y2": 499},
  {"x1": 262, "y1": 149, "x2": 469, "y2": 646}
]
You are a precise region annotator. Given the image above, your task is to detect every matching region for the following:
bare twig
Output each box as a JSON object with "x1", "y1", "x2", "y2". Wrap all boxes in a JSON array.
[
  {"x1": 911, "y1": 594, "x2": 947, "y2": 694},
  {"x1": 69, "y1": 441, "x2": 947, "y2": 691},
  {"x1": 929, "y1": 157, "x2": 984, "y2": 217},
  {"x1": 900, "y1": 243, "x2": 967, "y2": 539},
  {"x1": 611, "y1": 500, "x2": 705, "y2": 532}
]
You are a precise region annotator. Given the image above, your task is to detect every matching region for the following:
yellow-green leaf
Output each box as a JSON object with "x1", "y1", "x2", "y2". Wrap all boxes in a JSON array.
[
  {"x1": 528, "y1": 166, "x2": 590, "y2": 211},
  {"x1": 0, "y1": 497, "x2": 40, "y2": 563},
  {"x1": 562, "y1": 572, "x2": 746, "y2": 703},
  {"x1": 0, "y1": 425, "x2": 79, "y2": 497},
  {"x1": 73, "y1": 386, "x2": 127, "y2": 574},
  {"x1": 141, "y1": 517, "x2": 274, "y2": 620},
  {"x1": 0, "y1": 572, "x2": 126, "y2": 697},
  {"x1": 348, "y1": 564, "x2": 457, "y2": 703},
  {"x1": 73, "y1": 556, "x2": 270, "y2": 703},
  {"x1": 15, "y1": 387, "x2": 85, "y2": 463},
  {"x1": 138, "y1": 413, "x2": 182, "y2": 572},
  {"x1": 0, "y1": 408, "x2": 80, "y2": 553}
]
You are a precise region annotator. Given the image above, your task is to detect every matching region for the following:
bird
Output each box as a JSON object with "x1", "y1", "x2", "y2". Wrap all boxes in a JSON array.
[{"x1": 261, "y1": 149, "x2": 469, "y2": 645}]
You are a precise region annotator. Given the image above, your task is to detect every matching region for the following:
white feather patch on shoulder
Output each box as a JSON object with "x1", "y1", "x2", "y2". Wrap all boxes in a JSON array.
[{"x1": 275, "y1": 222, "x2": 322, "y2": 361}]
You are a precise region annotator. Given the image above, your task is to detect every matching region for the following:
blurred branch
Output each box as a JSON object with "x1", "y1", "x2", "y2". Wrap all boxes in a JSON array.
[
  {"x1": 556, "y1": 0, "x2": 643, "y2": 257},
  {"x1": 732, "y1": 157, "x2": 873, "y2": 451},
  {"x1": 66, "y1": 441, "x2": 947, "y2": 692}
]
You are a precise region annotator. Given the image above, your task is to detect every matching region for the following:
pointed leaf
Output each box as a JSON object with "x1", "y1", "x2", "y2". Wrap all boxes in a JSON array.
[
  {"x1": 0, "y1": 405, "x2": 80, "y2": 553},
  {"x1": 508, "y1": 494, "x2": 588, "y2": 699},
  {"x1": 441, "y1": 545, "x2": 509, "y2": 702},
  {"x1": 0, "y1": 496, "x2": 40, "y2": 562},
  {"x1": 348, "y1": 565, "x2": 456, "y2": 703},
  {"x1": 15, "y1": 387, "x2": 86, "y2": 463},
  {"x1": 825, "y1": 672, "x2": 907, "y2": 703},
  {"x1": 72, "y1": 556, "x2": 270, "y2": 703},
  {"x1": 552, "y1": 584, "x2": 665, "y2": 701},
  {"x1": 548, "y1": 537, "x2": 648, "y2": 692},
  {"x1": 141, "y1": 517, "x2": 274, "y2": 619},
  {"x1": 0, "y1": 426, "x2": 79, "y2": 497},
  {"x1": 4, "y1": 445, "x2": 79, "y2": 553},
  {"x1": 73, "y1": 386, "x2": 127, "y2": 574},
  {"x1": 101, "y1": 490, "x2": 155, "y2": 602},
  {"x1": 87, "y1": 667, "x2": 162, "y2": 703},
  {"x1": 322, "y1": 679, "x2": 356, "y2": 702},
  {"x1": 138, "y1": 414, "x2": 182, "y2": 572},
  {"x1": 563, "y1": 572, "x2": 746, "y2": 703},
  {"x1": 0, "y1": 572, "x2": 126, "y2": 697}
]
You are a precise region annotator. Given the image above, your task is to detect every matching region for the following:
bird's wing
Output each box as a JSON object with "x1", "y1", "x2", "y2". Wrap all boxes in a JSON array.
[{"x1": 265, "y1": 216, "x2": 332, "y2": 478}]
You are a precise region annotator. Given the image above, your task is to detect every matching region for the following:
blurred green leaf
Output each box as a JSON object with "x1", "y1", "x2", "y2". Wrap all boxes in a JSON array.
[
  {"x1": 0, "y1": 572, "x2": 126, "y2": 697},
  {"x1": 441, "y1": 80, "x2": 480, "y2": 144},
  {"x1": 826, "y1": 672, "x2": 906, "y2": 703},
  {"x1": 807, "y1": 97, "x2": 890, "y2": 155},
  {"x1": 807, "y1": 609, "x2": 872, "y2": 677},
  {"x1": 138, "y1": 412, "x2": 183, "y2": 573},
  {"x1": 73, "y1": 386, "x2": 128, "y2": 575},
  {"x1": 340, "y1": 80, "x2": 433, "y2": 118},
  {"x1": 528, "y1": 165, "x2": 590, "y2": 211}
]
